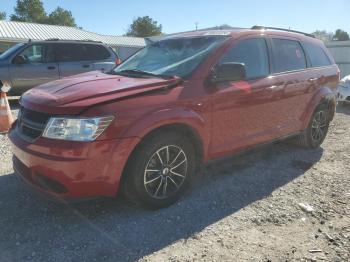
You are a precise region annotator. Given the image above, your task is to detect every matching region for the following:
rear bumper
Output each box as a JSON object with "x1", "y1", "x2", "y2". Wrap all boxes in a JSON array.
[{"x1": 9, "y1": 128, "x2": 140, "y2": 200}]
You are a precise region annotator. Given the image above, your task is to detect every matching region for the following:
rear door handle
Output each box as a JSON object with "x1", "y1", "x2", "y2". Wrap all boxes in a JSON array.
[
  {"x1": 267, "y1": 85, "x2": 277, "y2": 90},
  {"x1": 265, "y1": 85, "x2": 278, "y2": 92},
  {"x1": 47, "y1": 66, "x2": 56, "y2": 70},
  {"x1": 308, "y1": 78, "x2": 318, "y2": 82},
  {"x1": 82, "y1": 64, "x2": 90, "y2": 68}
]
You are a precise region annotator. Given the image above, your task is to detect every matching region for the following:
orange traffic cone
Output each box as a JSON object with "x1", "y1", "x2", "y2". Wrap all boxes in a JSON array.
[{"x1": 0, "y1": 91, "x2": 14, "y2": 133}]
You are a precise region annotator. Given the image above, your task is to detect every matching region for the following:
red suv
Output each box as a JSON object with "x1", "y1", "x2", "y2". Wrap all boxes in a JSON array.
[{"x1": 9, "y1": 26, "x2": 339, "y2": 208}]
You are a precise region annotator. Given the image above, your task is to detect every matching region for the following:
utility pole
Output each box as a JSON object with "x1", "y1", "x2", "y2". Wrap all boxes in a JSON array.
[{"x1": 195, "y1": 22, "x2": 198, "y2": 31}]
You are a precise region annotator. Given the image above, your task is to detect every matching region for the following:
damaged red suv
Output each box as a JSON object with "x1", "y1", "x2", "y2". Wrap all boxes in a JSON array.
[{"x1": 9, "y1": 26, "x2": 339, "y2": 208}]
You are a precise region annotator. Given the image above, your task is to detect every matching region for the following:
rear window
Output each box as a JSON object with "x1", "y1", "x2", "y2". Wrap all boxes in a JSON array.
[
  {"x1": 84, "y1": 44, "x2": 111, "y2": 60},
  {"x1": 303, "y1": 42, "x2": 332, "y2": 67},
  {"x1": 271, "y1": 38, "x2": 306, "y2": 73}
]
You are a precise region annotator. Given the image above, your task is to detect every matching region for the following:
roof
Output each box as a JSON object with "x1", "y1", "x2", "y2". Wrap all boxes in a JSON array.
[
  {"x1": 0, "y1": 20, "x2": 146, "y2": 48},
  {"x1": 146, "y1": 28, "x2": 243, "y2": 43},
  {"x1": 146, "y1": 26, "x2": 315, "y2": 43}
]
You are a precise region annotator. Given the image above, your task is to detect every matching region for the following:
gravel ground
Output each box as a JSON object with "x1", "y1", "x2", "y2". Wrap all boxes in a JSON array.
[{"x1": 0, "y1": 103, "x2": 349, "y2": 262}]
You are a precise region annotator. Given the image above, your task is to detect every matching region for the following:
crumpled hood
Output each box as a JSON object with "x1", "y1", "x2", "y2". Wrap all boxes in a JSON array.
[{"x1": 21, "y1": 71, "x2": 182, "y2": 114}]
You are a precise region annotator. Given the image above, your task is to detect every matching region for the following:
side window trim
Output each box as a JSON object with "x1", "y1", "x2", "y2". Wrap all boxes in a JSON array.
[
  {"x1": 42, "y1": 43, "x2": 56, "y2": 64},
  {"x1": 216, "y1": 36, "x2": 271, "y2": 81},
  {"x1": 268, "y1": 37, "x2": 308, "y2": 75},
  {"x1": 300, "y1": 41, "x2": 312, "y2": 68}
]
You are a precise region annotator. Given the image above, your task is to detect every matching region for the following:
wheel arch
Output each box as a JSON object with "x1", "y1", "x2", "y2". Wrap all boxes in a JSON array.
[
  {"x1": 119, "y1": 105, "x2": 210, "y2": 158},
  {"x1": 301, "y1": 86, "x2": 336, "y2": 129},
  {"x1": 126, "y1": 122, "x2": 204, "y2": 171}
]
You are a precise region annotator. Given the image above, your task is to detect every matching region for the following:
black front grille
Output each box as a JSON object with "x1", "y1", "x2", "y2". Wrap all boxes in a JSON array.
[{"x1": 17, "y1": 107, "x2": 50, "y2": 142}]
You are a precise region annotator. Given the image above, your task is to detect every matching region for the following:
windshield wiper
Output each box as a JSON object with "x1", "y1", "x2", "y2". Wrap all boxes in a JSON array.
[{"x1": 114, "y1": 69, "x2": 174, "y2": 79}]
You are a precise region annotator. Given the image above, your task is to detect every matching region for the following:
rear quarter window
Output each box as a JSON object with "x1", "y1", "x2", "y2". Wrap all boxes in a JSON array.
[
  {"x1": 303, "y1": 41, "x2": 332, "y2": 67},
  {"x1": 271, "y1": 38, "x2": 307, "y2": 73},
  {"x1": 84, "y1": 44, "x2": 111, "y2": 60}
]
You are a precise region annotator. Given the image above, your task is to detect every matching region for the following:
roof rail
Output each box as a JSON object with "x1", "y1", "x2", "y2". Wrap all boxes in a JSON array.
[
  {"x1": 77, "y1": 39, "x2": 103, "y2": 43},
  {"x1": 45, "y1": 38, "x2": 60, "y2": 41},
  {"x1": 45, "y1": 38, "x2": 103, "y2": 43},
  {"x1": 251, "y1": 25, "x2": 315, "y2": 38}
]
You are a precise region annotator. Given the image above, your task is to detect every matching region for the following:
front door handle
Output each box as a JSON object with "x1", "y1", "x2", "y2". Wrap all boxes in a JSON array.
[
  {"x1": 47, "y1": 66, "x2": 56, "y2": 70},
  {"x1": 82, "y1": 64, "x2": 90, "y2": 68},
  {"x1": 308, "y1": 78, "x2": 318, "y2": 82}
]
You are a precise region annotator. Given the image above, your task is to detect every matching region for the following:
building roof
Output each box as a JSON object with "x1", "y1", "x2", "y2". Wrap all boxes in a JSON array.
[{"x1": 0, "y1": 20, "x2": 146, "y2": 48}]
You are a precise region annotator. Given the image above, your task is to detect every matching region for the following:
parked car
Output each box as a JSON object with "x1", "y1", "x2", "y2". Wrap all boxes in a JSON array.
[
  {"x1": 336, "y1": 75, "x2": 350, "y2": 102},
  {"x1": 9, "y1": 26, "x2": 339, "y2": 208},
  {"x1": 0, "y1": 40, "x2": 118, "y2": 95}
]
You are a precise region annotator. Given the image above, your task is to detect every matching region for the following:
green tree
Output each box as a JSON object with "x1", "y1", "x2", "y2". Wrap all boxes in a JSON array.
[
  {"x1": 333, "y1": 29, "x2": 350, "y2": 41},
  {"x1": 46, "y1": 7, "x2": 76, "y2": 27},
  {"x1": 0, "y1": 11, "x2": 6, "y2": 20},
  {"x1": 10, "y1": 0, "x2": 46, "y2": 23},
  {"x1": 126, "y1": 16, "x2": 162, "y2": 37},
  {"x1": 312, "y1": 30, "x2": 333, "y2": 42}
]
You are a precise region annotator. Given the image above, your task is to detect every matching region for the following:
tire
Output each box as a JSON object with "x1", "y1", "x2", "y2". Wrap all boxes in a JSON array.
[
  {"x1": 295, "y1": 104, "x2": 330, "y2": 149},
  {"x1": 122, "y1": 131, "x2": 196, "y2": 209}
]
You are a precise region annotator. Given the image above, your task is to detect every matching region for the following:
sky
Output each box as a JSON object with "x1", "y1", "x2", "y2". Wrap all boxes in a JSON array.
[{"x1": 1, "y1": 0, "x2": 349, "y2": 36}]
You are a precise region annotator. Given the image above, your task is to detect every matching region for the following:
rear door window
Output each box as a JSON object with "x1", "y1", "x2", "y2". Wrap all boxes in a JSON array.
[
  {"x1": 55, "y1": 43, "x2": 86, "y2": 62},
  {"x1": 84, "y1": 44, "x2": 111, "y2": 60},
  {"x1": 271, "y1": 38, "x2": 306, "y2": 73},
  {"x1": 219, "y1": 38, "x2": 269, "y2": 79},
  {"x1": 303, "y1": 42, "x2": 332, "y2": 67}
]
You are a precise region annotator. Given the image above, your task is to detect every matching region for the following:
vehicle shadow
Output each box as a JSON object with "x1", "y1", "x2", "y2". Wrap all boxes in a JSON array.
[{"x1": 0, "y1": 142, "x2": 323, "y2": 262}]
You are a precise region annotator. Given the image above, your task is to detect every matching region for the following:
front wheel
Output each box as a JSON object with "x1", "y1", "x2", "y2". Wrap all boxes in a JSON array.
[
  {"x1": 122, "y1": 131, "x2": 196, "y2": 209},
  {"x1": 296, "y1": 104, "x2": 330, "y2": 149}
]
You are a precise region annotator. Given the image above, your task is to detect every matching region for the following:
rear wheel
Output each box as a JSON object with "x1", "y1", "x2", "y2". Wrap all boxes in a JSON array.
[
  {"x1": 122, "y1": 131, "x2": 196, "y2": 209},
  {"x1": 296, "y1": 104, "x2": 330, "y2": 149}
]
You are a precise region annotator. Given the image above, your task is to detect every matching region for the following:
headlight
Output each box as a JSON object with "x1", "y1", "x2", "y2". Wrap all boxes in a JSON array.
[{"x1": 43, "y1": 116, "x2": 114, "y2": 141}]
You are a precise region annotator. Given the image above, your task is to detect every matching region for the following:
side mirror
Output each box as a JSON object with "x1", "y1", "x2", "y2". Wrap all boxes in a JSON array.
[
  {"x1": 12, "y1": 55, "x2": 27, "y2": 65},
  {"x1": 115, "y1": 58, "x2": 122, "y2": 65},
  {"x1": 211, "y1": 62, "x2": 246, "y2": 83}
]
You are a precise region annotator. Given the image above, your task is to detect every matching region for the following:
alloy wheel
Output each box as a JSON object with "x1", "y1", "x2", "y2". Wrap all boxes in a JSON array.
[
  {"x1": 311, "y1": 110, "x2": 328, "y2": 142},
  {"x1": 143, "y1": 145, "x2": 188, "y2": 199}
]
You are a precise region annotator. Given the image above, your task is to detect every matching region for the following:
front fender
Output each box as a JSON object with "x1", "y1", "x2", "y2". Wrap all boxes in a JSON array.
[
  {"x1": 121, "y1": 107, "x2": 210, "y2": 160},
  {"x1": 301, "y1": 86, "x2": 336, "y2": 129}
]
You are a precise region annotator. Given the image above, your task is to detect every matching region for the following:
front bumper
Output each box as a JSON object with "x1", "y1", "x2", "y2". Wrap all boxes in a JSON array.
[{"x1": 9, "y1": 128, "x2": 140, "y2": 200}]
